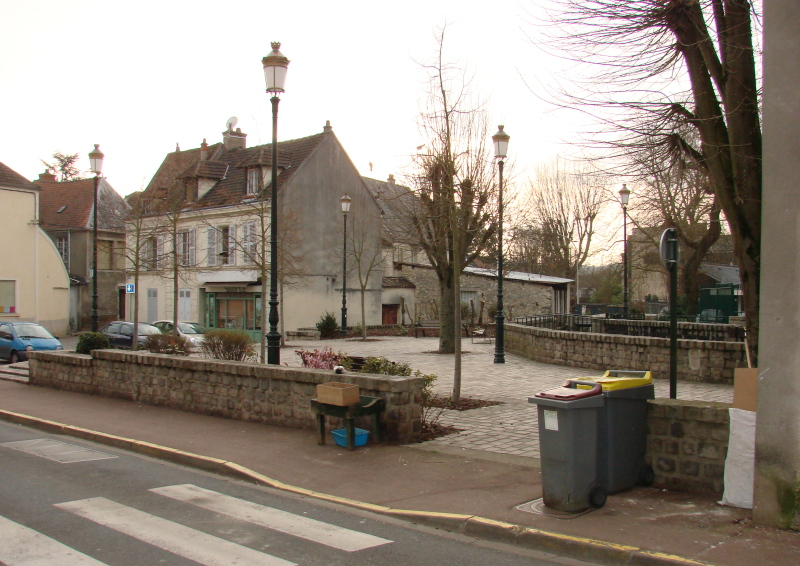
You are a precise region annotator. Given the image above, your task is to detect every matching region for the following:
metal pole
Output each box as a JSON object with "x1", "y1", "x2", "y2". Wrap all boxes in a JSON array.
[
  {"x1": 622, "y1": 204, "x2": 629, "y2": 318},
  {"x1": 91, "y1": 174, "x2": 100, "y2": 332},
  {"x1": 341, "y1": 211, "x2": 348, "y2": 337},
  {"x1": 494, "y1": 159, "x2": 505, "y2": 364},
  {"x1": 669, "y1": 244, "x2": 678, "y2": 399},
  {"x1": 267, "y1": 95, "x2": 282, "y2": 364}
]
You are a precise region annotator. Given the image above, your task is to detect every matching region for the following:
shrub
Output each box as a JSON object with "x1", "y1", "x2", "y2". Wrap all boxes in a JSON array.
[
  {"x1": 359, "y1": 356, "x2": 412, "y2": 376},
  {"x1": 200, "y1": 329, "x2": 256, "y2": 362},
  {"x1": 316, "y1": 311, "x2": 340, "y2": 338},
  {"x1": 76, "y1": 332, "x2": 110, "y2": 355},
  {"x1": 396, "y1": 324, "x2": 408, "y2": 336},
  {"x1": 143, "y1": 334, "x2": 191, "y2": 356},
  {"x1": 296, "y1": 347, "x2": 350, "y2": 369}
]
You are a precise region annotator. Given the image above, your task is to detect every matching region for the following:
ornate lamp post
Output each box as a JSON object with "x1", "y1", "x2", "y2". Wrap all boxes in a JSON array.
[
  {"x1": 262, "y1": 42, "x2": 289, "y2": 364},
  {"x1": 340, "y1": 194, "x2": 351, "y2": 337},
  {"x1": 88, "y1": 144, "x2": 104, "y2": 332},
  {"x1": 619, "y1": 184, "x2": 631, "y2": 318},
  {"x1": 492, "y1": 126, "x2": 510, "y2": 364}
]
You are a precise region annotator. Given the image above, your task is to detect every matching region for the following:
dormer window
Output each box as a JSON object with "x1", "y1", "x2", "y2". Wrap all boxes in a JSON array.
[{"x1": 246, "y1": 168, "x2": 262, "y2": 195}]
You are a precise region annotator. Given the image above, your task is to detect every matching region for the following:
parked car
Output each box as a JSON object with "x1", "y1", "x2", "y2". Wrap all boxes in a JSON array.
[
  {"x1": 151, "y1": 320, "x2": 208, "y2": 349},
  {"x1": 0, "y1": 321, "x2": 63, "y2": 363},
  {"x1": 99, "y1": 321, "x2": 162, "y2": 349}
]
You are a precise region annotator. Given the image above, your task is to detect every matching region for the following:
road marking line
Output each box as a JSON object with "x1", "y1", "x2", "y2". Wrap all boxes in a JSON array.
[
  {"x1": 55, "y1": 497, "x2": 295, "y2": 566},
  {"x1": 152, "y1": 484, "x2": 392, "y2": 552},
  {"x1": 0, "y1": 514, "x2": 108, "y2": 565}
]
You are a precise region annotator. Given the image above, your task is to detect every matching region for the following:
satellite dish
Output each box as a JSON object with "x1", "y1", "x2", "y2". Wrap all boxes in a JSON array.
[{"x1": 226, "y1": 116, "x2": 238, "y2": 131}]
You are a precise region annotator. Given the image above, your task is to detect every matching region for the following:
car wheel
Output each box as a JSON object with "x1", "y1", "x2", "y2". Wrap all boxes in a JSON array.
[{"x1": 9, "y1": 351, "x2": 20, "y2": 364}]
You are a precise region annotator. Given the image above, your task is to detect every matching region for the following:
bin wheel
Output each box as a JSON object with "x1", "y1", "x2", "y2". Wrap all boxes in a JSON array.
[
  {"x1": 639, "y1": 465, "x2": 655, "y2": 487},
  {"x1": 589, "y1": 487, "x2": 607, "y2": 508}
]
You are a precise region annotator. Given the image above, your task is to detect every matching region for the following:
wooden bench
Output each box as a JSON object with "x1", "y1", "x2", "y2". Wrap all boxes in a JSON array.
[
  {"x1": 413, "y1": 320, "x2": 440, "y2": 338},
  {"x1": 471, "y1": 323, "x2": 496, "y2": 344},
  {"x1": 310, "y1": 395, "x2": 386, "y2": 450}
]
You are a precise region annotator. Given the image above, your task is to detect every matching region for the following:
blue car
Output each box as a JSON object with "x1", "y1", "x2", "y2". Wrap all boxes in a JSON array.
[{"x1": 0, "y1": 321, "x2": 64, "y2": 363}]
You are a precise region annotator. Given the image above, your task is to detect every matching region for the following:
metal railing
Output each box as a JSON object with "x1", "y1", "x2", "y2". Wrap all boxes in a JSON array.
[{"x1": 513, "y1": 314, "x2": 744, "y2": 342}]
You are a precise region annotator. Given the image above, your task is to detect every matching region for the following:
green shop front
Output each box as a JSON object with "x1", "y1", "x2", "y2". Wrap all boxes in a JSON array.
[{"x1": 201, "y1": 274, "x2": 263, "y2": 340}]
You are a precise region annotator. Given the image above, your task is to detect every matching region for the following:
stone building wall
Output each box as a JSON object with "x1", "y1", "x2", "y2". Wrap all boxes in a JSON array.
[
  {"x1": 392, "y1": 263, "x2": 554, "y2": 322},
  {"x1": 647, "y1": 400, "x2": 731, "y2": 494},
  {"x1": 505, "y1": 323, "x2": 745, "y2": 383},
  {"x1": 28, "y1": 350, "x2": 423, "y2": 444}
]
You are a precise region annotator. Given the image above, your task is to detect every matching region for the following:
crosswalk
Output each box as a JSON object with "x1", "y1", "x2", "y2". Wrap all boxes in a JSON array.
[{"x1": 0, "y1": 484, "x2": 393, "y2": 565}]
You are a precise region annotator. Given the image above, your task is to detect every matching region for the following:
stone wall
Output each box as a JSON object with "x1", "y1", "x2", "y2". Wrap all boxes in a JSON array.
[
  {"x1": 506, "y1": 323, "x2": 746, "y2": 383},
  {"x1": 28, "y1": 350, "x2": 423, "y2": 444},
  {"x1": 393, "y1": 263, "x2": 554, "y2": 322},
  {"x1": 647, "y1": 400, "x2": 731, "y2": 494}
]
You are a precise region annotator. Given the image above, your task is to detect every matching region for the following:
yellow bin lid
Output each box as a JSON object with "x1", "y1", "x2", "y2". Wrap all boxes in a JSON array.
[{"x1": 573, "y1": 370, "x2": 652, "y2": 391}]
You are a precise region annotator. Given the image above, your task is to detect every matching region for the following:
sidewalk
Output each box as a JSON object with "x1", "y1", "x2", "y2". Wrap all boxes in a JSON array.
[{"x1": 0, "y1": 336, "x2": 796, "y2": 566}]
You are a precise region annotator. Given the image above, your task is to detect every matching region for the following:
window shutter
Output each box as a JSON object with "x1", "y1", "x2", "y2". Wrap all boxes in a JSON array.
[
  {"x1": 156, "y1": 236, "x2": 165, "y2": 270},
  {"x1": 207, "y1": 227, "x2": 217, "y2": 267},
  {"x1": 228, "y1": 225, "x2": 236, "y2": 265},
  {"x1": 189, "y1": 229, "x2": 196, "y2": 266}
]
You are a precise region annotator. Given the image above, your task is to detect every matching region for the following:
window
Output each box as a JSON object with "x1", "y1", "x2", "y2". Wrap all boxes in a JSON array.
[
  {"x1": 207, "y1": 226, "x2": 235, "y2": 266},
  {"x1": 177, "y1": 230, "x2": 196, "y2": 266},
  {"x1": 0, "y1": 280, "x2": 16, "y2": 314},
  {"x1": 241, "y1": 222, "x2": 257, "y2": 265},
  {"x1": 461, "y1": 290, "x2": 478, "y2": 307},
  {"x1": 57, "y1": 236, "x2": 69, "y2": 269},
  {"x1": 143, "y1": 236, "x2": 164, "y2": 271},
  {"x1": 246, "y1": 168, "x2": 262, "y2": 195}
]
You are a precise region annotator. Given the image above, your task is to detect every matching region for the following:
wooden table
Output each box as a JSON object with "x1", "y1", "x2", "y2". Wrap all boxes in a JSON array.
[{"x1": 310, "y1": 395, "x2": 386, "y2": 450}]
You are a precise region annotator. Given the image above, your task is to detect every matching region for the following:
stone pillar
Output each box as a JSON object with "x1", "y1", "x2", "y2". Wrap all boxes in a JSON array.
[{"x1": 755, "y1": 0, "x2": 800, "y2": 528}]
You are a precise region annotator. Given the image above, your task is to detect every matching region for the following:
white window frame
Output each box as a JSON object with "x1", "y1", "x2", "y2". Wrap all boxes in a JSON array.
[
  {"x1": 246, "y1": 168, "x2": 262, "y2": 196},
  {"x1": 209, "y1": 225, "x2": 236, "y2": 267},
  {"x1": 241, "y1": 221, "x2": 257, "y2": 265},
  {"x1": 178, "y1": 229, "x2": 196, "y2": 267},
  {"x1": 0, "y1": 280, "x2": 16, "y2": 315},
  {"x1": 57, "y1": 235, "x2": 70, "y2": 270}
]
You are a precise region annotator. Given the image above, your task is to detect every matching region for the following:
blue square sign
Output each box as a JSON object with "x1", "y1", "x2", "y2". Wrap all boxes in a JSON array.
[{"x1": 125, "y1": 284, "x2": 136, "y2": 294}]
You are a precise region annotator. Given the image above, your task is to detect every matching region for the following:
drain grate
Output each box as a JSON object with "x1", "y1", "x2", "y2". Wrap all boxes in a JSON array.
[
  {"x1": 1, "y1": 439, "x2": 117, "y2": 463},
  {"x1": 515, "y1": 498, "x2": 596, "y2": 520}
]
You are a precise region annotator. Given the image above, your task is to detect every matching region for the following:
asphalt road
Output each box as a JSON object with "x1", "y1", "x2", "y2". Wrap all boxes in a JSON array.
[{"x1": 0, "y1": 421, "x2": 599, "y2": 566}]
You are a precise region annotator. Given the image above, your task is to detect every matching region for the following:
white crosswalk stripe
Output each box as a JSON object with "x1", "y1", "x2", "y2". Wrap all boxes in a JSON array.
[
  {"x1": 0, "y1": 514, "x2": 108, "y2": 565},
  {"x1": 152, "y1": 484, "x2": 392, "y2": 552},
  {"x1": 55, "y1": 497, "x2": 296, "y2": 566}
]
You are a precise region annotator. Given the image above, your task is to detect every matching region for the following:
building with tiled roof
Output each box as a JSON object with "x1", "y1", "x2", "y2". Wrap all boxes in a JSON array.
[
  {"x1": 33, "y1": 173, "x2": 130, "y2": 331},
  {"x1": 0, "y1": 161, "x2": 69, "y2": 335},
  {"x1": 128, "y1": 121, "x2": 384, "y2": 341}
]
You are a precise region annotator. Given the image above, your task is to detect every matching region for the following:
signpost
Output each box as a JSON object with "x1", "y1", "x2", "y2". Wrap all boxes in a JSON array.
[
  {"x1": 125, "y1": 284, "x2": 136, "y2": 294},
  {"x1": 660, "y1": 229, "x2": 679, "y2": 399}
]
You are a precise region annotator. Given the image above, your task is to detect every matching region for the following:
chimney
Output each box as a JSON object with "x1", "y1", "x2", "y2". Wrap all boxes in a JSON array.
[
  {"x1": 323, "y1": 120, "x2": 333, "y2": 134},
  {"x1": 200, "y1": 139, "x2": 209, "y2": 161},
  {"x1": 388, "y1": 174, "x2": 395, "y2": 186},
  {"x1": 38, "y1": 171, "x2": 57, "y2": 182},
  {"x1": 223, "y1": 126, "x2": 247, "y2": 150}
]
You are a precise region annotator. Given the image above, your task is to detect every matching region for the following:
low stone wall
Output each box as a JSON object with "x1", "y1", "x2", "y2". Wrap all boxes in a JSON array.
[
  {"x1": 505, "y1": 323, "x2": 745, "y2": 383},
  {"x1": 647, "y1": 400, "x2": 731, "y2": 494},
  {"x1": 28, "y1": 350, "x2": 423, "y2": 444}
]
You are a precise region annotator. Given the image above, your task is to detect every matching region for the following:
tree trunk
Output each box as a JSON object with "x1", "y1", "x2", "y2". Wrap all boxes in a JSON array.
[{"x1": 438, "y1": 266, "x2": 455, "y2": 353}]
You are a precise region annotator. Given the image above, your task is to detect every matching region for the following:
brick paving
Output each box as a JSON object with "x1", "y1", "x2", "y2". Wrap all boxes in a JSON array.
[{"x1": 284, "y1": 336, "x2": 734, "y2": 459}]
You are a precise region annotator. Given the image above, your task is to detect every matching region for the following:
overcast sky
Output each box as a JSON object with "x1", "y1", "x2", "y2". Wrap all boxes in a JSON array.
[{"x1": 1, "y1": 0, "x2": 598, "y2": 193}]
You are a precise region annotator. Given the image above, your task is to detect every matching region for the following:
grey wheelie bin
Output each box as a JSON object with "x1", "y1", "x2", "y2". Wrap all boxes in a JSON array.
[
  {"x1": 529, "y1": 382, "x2": 606, "y2": 512},
  {"x1": 530, "y1": 371, "x2": 655, "y2": 512}
]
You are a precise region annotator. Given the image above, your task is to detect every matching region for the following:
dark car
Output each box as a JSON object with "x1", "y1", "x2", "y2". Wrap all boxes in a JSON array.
[
  {"x1": 0, "y1": 321, "x2": 63, "y2": 363},
  {"x1": 99, "y1": 321, "x2": 162, "y2": 349}
]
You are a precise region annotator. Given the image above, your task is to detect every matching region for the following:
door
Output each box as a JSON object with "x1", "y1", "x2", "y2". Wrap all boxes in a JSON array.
[
  {"x1": 0, "y1": 323, "x2": 12, "y2": 360},
  {"x1": 178, "y1": 289, "x2": 191, "y2": 321},
  {"x1": 147, "y1": 289, "x2": 158, "y2": 324},
  {"x1": 382, "y1": 305, "x2": 399, "y2": 325}
]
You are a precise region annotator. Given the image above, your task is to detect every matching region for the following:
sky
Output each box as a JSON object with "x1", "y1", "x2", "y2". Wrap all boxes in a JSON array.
[{"x1": 0, "y1": 0, "x2": 595, "y2": 193}]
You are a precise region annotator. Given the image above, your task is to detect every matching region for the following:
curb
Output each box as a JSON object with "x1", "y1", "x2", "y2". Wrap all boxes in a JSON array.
[{"x1": 0, "y1": 409, "x2": 708, "y2": 566}]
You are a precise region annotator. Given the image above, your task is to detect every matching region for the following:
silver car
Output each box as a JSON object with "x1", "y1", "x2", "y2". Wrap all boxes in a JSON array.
[{"x1": 152, "y1": 320, "x2": 208, "y2": 349}]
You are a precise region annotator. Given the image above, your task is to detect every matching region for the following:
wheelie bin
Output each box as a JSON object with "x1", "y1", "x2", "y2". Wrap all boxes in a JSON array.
[
  {"x1": 529, "y1": 382, "x2": 606, "y2": 512},
  {"x1": 529, "y1": 370, "x2": 655, "y2": 512}
]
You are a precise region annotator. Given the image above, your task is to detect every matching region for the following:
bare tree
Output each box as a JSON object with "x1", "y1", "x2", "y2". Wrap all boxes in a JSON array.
[
  {"x1": 535, "y1": 0, "x2": 762, "y2": 362},
  {"x1": 347, "y1": 215, "x2": 384, "y2": 340},
  {"x1": 404, "y1": 27, "x2": 498, "y2": 364},
  {"x1": 516, "y1": 157, "x2": 608, "y2": 300},
  {"x1": 627, "y1": 148, "x2": 722, "y2": 311}
]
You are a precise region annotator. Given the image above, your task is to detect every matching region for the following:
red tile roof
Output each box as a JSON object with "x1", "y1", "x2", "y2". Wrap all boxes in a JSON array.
[
  {"x1": 0, "y1": 161, "x2": 38, "y2": 190},
  {"x1": 36, "y1": 178, "x2": 129, "y2": 231}
]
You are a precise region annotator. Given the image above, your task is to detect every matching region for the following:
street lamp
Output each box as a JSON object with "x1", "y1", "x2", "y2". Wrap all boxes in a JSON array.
[
  {"x1": 262, "y1": 42, "x2": 290, "y2": 364},
  {"x1": 619, "y1": 184, "x2": 631, "y2": 318},
  {"x1": 88, "y1": 144, "x2": 104, "y2": 332},
  {"x1": 340, "y1": 194, "x2": 351, "y2": 337},
  {"x1": 492, "y1": 125, "x2": 509, "y2": 364}
]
